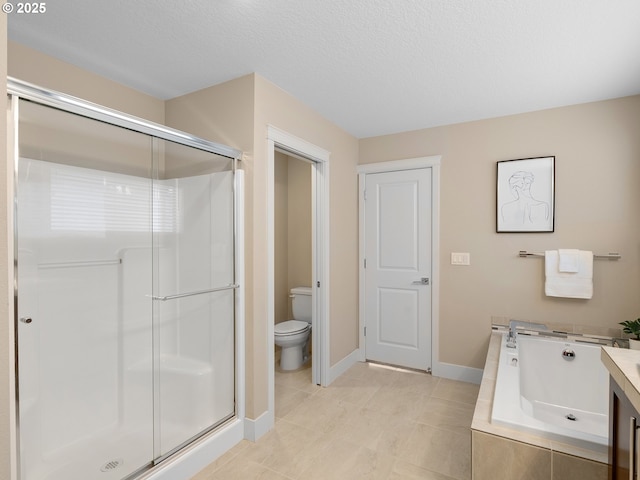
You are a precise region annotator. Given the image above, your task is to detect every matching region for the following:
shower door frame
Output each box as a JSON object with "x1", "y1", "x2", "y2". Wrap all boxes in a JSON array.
[{"x1": 7, "y1": 77, "x2": 245, "y2": 480}]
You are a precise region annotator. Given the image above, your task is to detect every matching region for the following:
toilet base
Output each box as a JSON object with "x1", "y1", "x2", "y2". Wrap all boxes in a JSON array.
[
  {"x1": 280, "y1": 345, "x2": 304, "y2": 370},
  {"x1": 275, "y1": 328, "x2": 311, "y2": 371}
]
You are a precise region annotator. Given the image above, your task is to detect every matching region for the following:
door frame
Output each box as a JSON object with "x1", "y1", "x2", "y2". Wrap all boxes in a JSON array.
[
  {"x1": 357, "y1": 156, "x2": 441, "y2": 373},
  {"x1": 266, "y1": 126, "x2": 330, "y2": 415}
]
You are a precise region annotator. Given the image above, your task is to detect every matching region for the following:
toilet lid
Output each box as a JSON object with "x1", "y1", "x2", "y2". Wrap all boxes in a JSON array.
[{"x1": 275, "y1": 320, "x2": 309, "y2": 335}]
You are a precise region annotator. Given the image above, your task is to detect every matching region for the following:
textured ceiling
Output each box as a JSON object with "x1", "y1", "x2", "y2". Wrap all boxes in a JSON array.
[{"x1": 8, "y1": 0, "x2": 640, "y2": 138}]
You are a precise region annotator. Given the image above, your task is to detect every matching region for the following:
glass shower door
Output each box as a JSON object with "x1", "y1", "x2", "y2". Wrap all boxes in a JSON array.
[
  {"x1": 15, "y1": 99, "x2": 155, "y2": 480},
  {"x1": 13, "y1": 90, "x2": 238, "y2": 480},
  {"x1": 152, "y1": 139, "x2": 236, "y2": 458}
]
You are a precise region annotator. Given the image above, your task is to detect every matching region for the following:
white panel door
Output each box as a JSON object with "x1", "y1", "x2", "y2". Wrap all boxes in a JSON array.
[{"x1": 364, "y1": 168, "x2": 432, "y2": 370}]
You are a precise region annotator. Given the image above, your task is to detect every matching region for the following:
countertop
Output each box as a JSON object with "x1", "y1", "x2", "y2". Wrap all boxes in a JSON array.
[{"x1": 602, "y1": 346, "x2": 640, "y2": 413}]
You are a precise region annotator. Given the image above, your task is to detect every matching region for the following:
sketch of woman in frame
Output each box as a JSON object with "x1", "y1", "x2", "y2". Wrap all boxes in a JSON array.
[{"x1": 500, "y1": 170, "x2": 550, "y2": 226}]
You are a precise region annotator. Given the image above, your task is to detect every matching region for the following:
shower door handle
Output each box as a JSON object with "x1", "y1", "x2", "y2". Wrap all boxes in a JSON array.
[{"x1": 151, "y1": 283, "x2": 239, "y2": 301}]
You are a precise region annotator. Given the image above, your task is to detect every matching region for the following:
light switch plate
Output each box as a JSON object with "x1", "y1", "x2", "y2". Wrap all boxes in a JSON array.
[{"x1": 451, "y1": 252, "x2": 471, "y2": 265}]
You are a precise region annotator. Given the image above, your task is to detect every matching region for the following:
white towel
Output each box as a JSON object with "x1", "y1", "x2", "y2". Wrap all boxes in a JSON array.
[
  {"x1": 558, "y1": 249, "x2": 580, "y2": 272},
  {"x1": 545, "y1": 250, "x2": 593, "y2": 299}
]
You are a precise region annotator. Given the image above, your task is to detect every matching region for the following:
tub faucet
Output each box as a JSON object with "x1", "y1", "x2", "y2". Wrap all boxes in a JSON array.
[{"x1": 506, "y1": 319, "x2": 548, "y2": 348}]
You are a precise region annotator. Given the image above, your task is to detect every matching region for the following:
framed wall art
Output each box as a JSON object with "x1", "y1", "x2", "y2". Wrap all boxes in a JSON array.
[{"x1": 496, "y1": 156, "x2": 555, "y2": 233}]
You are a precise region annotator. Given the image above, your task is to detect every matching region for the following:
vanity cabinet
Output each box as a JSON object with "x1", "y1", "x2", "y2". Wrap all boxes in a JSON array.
[{"x1": 610, "y1": 377, "x2": 640, "y2": 479}]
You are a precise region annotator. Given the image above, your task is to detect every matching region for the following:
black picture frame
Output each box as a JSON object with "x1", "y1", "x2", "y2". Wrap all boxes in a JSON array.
[{"x1": 496, "y1": 156, "x2": 555, "y2": 233}]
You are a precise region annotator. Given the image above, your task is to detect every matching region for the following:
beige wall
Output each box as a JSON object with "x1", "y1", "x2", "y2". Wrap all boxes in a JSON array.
[
  {"x1": 360, "y1": 96, "x2": 640, "y2": 369},
  {"x1": 274, "y1": 152, "x2": 289, "y2": 323},
  {"x1": 8, "y1": 42, "x2": 164, "y2": 123},
  {"x1": 286, "y1": 155, "x2": 312, "y2": 302},
  {"x1": 274, "y1": 152, "x2": 313, "y2": 323}
]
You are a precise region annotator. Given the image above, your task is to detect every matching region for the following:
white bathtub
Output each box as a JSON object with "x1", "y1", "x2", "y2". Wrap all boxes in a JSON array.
[{"x1": 491, "y1": 332, "x2": 609, "y2": 452}]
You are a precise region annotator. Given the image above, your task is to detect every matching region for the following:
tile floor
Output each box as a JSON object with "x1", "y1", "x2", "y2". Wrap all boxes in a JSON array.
[{"x1": 191, "y1": 361, "x2": 480, "y2": 480}]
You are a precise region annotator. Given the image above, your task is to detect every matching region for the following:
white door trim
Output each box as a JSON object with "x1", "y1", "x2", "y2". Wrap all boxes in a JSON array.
[
  {"x1": 266, "y1": 125, "x2": 331, "y2": 425},
  {"x1": 357, "y1": 156, "x2": 441, "y2": 374}
]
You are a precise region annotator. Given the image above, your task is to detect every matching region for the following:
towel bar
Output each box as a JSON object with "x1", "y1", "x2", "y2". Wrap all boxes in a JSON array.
[{"x1": 518, "y1": 250, "x2": 621, "y2": 260}]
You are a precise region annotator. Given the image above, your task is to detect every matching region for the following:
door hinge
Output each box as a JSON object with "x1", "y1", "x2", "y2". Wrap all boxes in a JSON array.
[
  {"x1": 364, "y1": 326, "x2": 367, "y2": 336},
  {"x1": 317, "y1": 281, "x2": 320, "y2": 288},
  {"x1": 363, "y1": 189, "x2": 366, "y2": 201},
  {"x1": 364, "y1": 258, "x2": 367, "y2": 268}
]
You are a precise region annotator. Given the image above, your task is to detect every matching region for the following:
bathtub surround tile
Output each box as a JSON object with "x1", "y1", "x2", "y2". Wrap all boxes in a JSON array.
[
  {"x1": 476, "y1": 375, "x2": 495, "y2": 402},
  {"x1": 191, "y1": 361, "x2": 478, "y2": 480},
  {"x1": 472, "y1": 431, "x2": 551, "y2": 480},
  {"x1": 573, "y1": 323, "x2": 622, "y2": 338},
  {"x1": 551, "y1": 452, "x2": 607, "y2": 480},
  {"x1": 549, "y1": 440, "x2": 608, "y2": 466},
  {"x1": 490, "y1": 319, "x2": 623, "y2": 339},
  {"x1": 544, "y1": 321, "x2": 575, "y2": 334}
]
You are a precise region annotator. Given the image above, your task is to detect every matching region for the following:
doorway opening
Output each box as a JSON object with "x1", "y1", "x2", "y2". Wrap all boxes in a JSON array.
[{"x1": 266, "y1": 126, "x2": 330, "y2": 424}]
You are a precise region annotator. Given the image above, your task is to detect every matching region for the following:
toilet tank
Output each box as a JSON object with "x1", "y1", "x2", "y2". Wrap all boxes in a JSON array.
[{"x1": 291, "y1": 286, "x2": 312, "y2": 323}]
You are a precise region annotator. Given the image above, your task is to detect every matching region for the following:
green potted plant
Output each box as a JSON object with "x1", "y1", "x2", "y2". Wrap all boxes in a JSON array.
[{"x1": 619, "y1": 318, "x2": 640, "y2": 350}]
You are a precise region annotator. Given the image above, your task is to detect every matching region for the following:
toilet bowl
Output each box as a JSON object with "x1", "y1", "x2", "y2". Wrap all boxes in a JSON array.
[
  {"x1": 274, "y1": 286, "x2": 312, "y2": 370},
  {"x1": 274, "y1": 320, "x2": 310, "y2": 370}
]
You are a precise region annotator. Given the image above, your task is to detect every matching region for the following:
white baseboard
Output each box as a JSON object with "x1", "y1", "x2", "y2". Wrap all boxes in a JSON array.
[
  {"x1": 145, "y1": 419, "x2": 244, "y2": 480},
  {"x1": 432, "y1": 361, "x2": 483, "y2": 384},
  {"x1": 328, "y1": 349, "x2": 361, "y2": 384},
  {"x1": 243, "y1": 410, "x2": 273, "y2": 442}
]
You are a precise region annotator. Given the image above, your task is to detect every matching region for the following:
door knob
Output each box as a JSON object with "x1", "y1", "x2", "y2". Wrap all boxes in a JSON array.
[{"x1": 412, "y1": 278, "x2": 429, "y2": 285}]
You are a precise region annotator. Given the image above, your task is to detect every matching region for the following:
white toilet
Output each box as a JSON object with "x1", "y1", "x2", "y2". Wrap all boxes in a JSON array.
[{"x1": 274, "y1": 286, "x2": 312, "y2": 370}]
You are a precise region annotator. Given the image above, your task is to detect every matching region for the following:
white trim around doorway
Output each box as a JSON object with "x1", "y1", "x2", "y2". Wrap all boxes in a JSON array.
[{"x1": 266, "y1": 126, "x2": 331, "y2": 429}]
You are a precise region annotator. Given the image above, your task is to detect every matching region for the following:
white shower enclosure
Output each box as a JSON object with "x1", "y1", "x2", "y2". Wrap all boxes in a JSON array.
[{"x1": 9, "y1": 79, "x2": 242, "y2": 480}]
